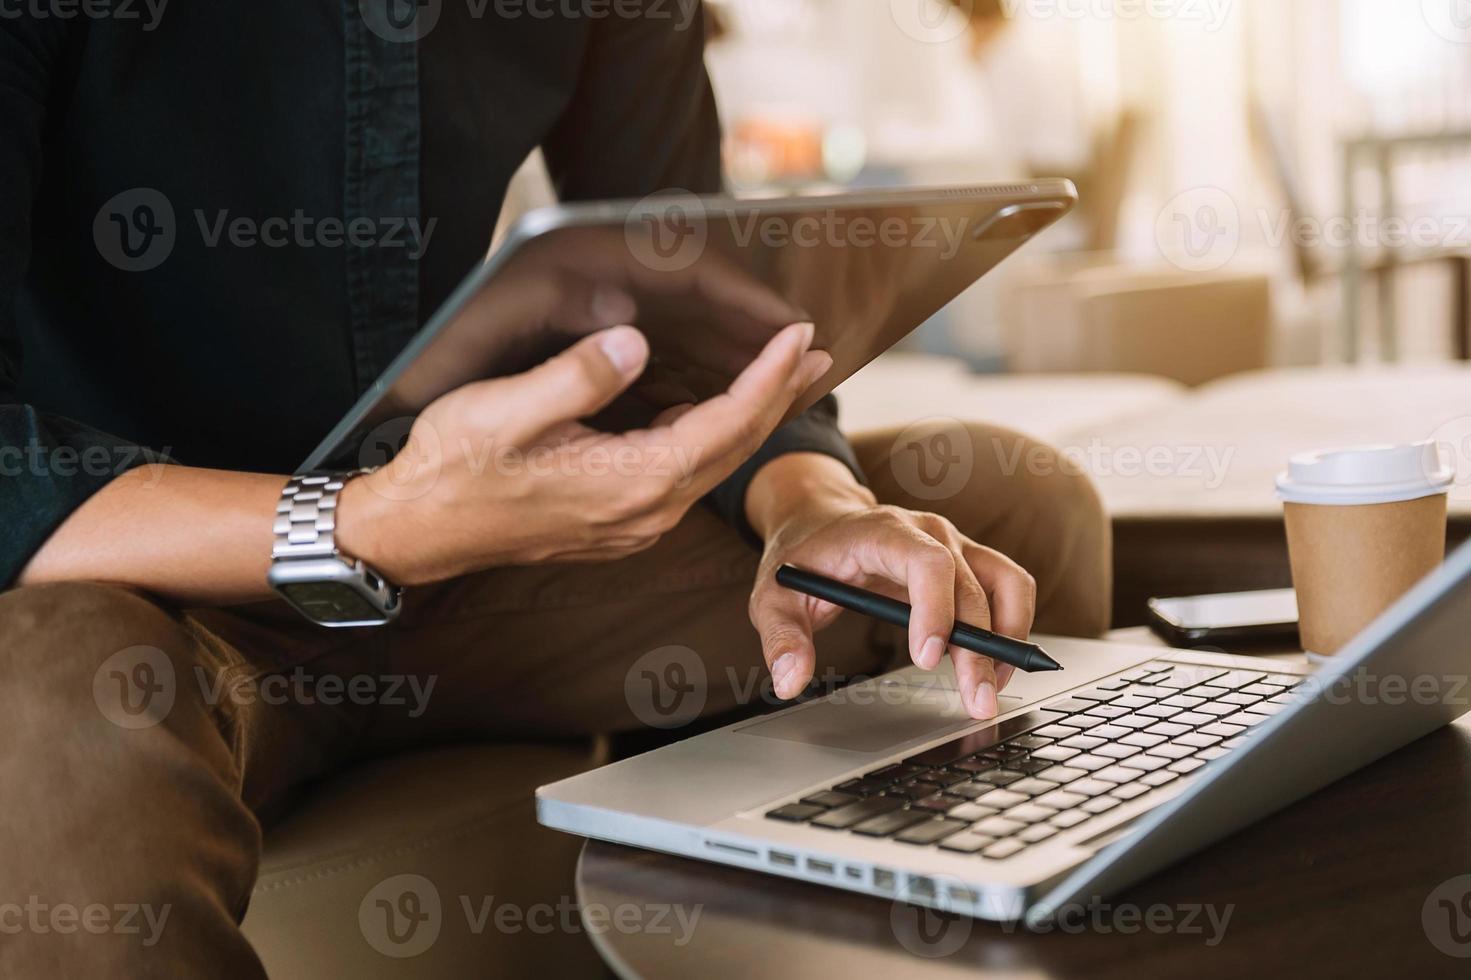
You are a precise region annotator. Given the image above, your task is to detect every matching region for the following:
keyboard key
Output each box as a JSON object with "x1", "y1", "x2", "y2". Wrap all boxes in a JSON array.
[
  {"x1": 867, "y1": 763, "x2": 927, "y2": 781},
  {"x1": 1113, "y1": 715, "x2": 1158, "y2": 730},
  {"x1": 1018, "y1": 824, "x2": 1058, "y2": 844},
  {"x1": 1160, "y1": 695, "x2": 1205, "y2": 709},
  {"x1": 1067, "y1": 778, "x2": 1115, "y2": 797},
  {"x1": 1222, "y1": 692, "x2": 1263, "y2": 706},
  {"x1": 1050, "y1": 809, "x2": 1092, "y2": 829},
  {"x1": 853, "y1": 809, "x2": 933, "y2": 837},
  {"x1": 1197, "y1": 747, "x2": 1230, "y2": 761},
  {"x1": 1008, "y1": 778, "x2": 1061, "y2": 796},
  {"x1": 1150, "y1": 743, "x2": 1195, "y2": 760},
  {"x1": 1138, "y1": 704, "x2": 1183, "y2": 720},
  {"x1": 1009, "y1": 735, "x2": 1054, "y2": 750},
  {"x1": 1084, "y1": 724, "x2": 1132, "y2": 740},
  {"x1": 896, "y1": 818, "x2": 970, "y2": 845},
  {"x1": 912, "y1": 794, "x2": 967, "y2": 813},
  {"x1": 1200, "y1": 723, "x2": 1245, "y2": 738},
  {"x1": 1085, "y1": 705, "x2": 1130, "y2": 719},
  {"x1": 1081, "y1": 796, "x2": 1122, "y2": 815},
  {"x1": 952, "y1": 756, "x2": 1002, "y2": 774},
  {"x1": 1169, "y1": 758, "x2": 1207, "y2": 775},
  {"x1": 1111, "y1": 694, "x2": 1154, "y2": 710},
  {"x1": 1007, "y1": 804, "x2": 1058, "y2": 824},
  {"x1": 949, "y1": 781, "x2": 994, "y2": 800},
  {"x1": 1095, "y1": 743, "x2": 1142, "y2": 760},
  {"x1": 904, "y1": 710, "x2": 1064, "y2": 768},
  {"x1": 811, "y1": 796, "x2": 905, "y2": 829},
  {"x1": 1215, "y1": 671, "x2": 1265, "y2": 689},
  {"x1": 883, "y1": 782, "x2": 937, "y2": 801},
  {"x1": 1060, "y1": 734, "x2": 1105, "y2": 751},
  {"x1": 982, "y1": 839, "x2": 1027, "y2": 860},
  {"x1": 1097, "y1": 678, "x2": 1131, "y2": 690},
  {"x1": 1034, "y1": 724, "x2": 1083, "y2": 739},
  {"x1": 1222, "y1": 737, "x2": 1246, "y2": 749},
  {"x1": 950, "y1": 803, "x2": 999, "y2": 822},
  {"x1": 976, "y1": 789, "x2": 1030, "y2": 809},
  {"x1": 974, "y1": 816, "x2": 1027, "y2": 838},
  {"x1": 1122, "y1": 684, "x2": 1172, "y2": 700},
  {"x1": 1035, "y1": 790, "x2": 1088, "y2": 810},
  {"x1": 939, "y1": 832, "x2": 995, "y2": 854},
  {"x1": 1124, "y1": 754, "x2": 1170, "y2": 772},
  {"x1": 1263, "y1": 674, "x2": 1302, "y2": 688},
  {"x1": 1035, "y1": 766, "x2": 1087, "y2": 785},
  {"x1": 1031, "y1": 745, "x2": 1081, "y2": 763},
  {"x1": 1045, "y1": 699, "x2": 1096, "y2": 714},
  {"x1": 1155, "y1": 666, "x2": 1226, "y2": 689},
  {"x1": 1009, "y1": 759, "x2": 1054, "y2": 775},
  {"x1": 1146, "y1": 722, "x2": 1191, "y2": 738},
  {"x1": 1074, "y1": 688, "x2": 1120, "y2": 702},
  {"x1": 1196, "y1": 702, "x2": 1237, "y2": 717},
  {"x1": 1121, "y1": 732, "x2": 1166, "y2": 748},
  {"x1": 1241, "y1": 683, "x2": 1280, "y2": 696},
  {"x1": 1173, "y1": 732, "x2": 1220, "y2": 749},
  {"x1": 1094, "y1": 765, "x2": 1144, "y2": 784},
  {"x1": 767, "y1": 803, "x2": 825, "y2": 822},
  {"x1": 1111, "y1": 782, "x2": 1150, "y2": 801},
  {"x1": 1069, "y1": 754, "x2": 1113, "y2": 772},
  {"x1": 1224, "y1": 712, "x2": 1271, "y2": 728},
  {"x1": 801, "y1": 791, "x2": 859, "y2": 809},
  {"x1": 1172, "y1": 712, "x2": 1214, "y2": 727},
  {"x1": 973, "y1": 769, "x2": 1026, "y2": 787},
  {"x1": 1190, "y1": 685, "x2": 1229, "y2": 699},
  {"x1": 980, "y1": 745, "x2": 1031, "y2": 761},
  {"x1": 1141, "y1": 770, "x2": 1180, "y2": 788}
]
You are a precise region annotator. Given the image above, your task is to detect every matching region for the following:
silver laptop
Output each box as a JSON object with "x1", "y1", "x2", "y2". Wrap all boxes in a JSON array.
[{"x1": 538, "y1": 540, "x2": 1471, "y2": 924}]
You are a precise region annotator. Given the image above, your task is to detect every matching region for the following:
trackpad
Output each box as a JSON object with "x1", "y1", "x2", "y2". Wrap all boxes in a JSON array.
[{"x1": 734, "y1": 682, "x2": 1002, "y2": 753}]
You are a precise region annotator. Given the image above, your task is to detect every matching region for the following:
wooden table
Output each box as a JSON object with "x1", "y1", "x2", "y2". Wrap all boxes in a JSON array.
[{"x1": 575, "y1": 636, "x2": 1471, "y2": 978}]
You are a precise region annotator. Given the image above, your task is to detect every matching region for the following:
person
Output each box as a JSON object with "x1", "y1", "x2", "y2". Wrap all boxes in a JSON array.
[{"x1": 0, "y1": 2, "x2": 1110, "y2": 975}]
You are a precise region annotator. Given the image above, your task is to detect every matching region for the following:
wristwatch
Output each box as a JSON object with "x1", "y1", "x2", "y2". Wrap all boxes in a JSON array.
[{"x1": 267, "y1": 471, "x2": 402, "y2": 627}]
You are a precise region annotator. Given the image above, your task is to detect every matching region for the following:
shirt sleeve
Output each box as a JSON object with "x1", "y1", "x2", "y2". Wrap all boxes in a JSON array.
[
  {"x1": 0, "y1": 18, "x2": 169, "y2": 588},
  {"x1": 541, "y1": 1, "x2": 866, "y2": 547}
]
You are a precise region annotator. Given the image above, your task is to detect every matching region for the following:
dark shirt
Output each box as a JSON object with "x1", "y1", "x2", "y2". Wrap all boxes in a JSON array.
[{"x1": 0, "y1": 1, "x2": 859, "y2": 587}]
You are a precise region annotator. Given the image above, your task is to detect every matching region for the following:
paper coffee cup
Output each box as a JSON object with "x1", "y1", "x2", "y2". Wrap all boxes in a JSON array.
[{"x1": 1276, "y1": 442, "x2": 1453, "y2": 658}]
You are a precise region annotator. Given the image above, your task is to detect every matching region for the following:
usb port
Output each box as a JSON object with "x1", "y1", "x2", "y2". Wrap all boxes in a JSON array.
[
  {"x1": 770, "y1": 851, "x2": 796, "y2": 868},
  {"x1": 806, "y1": 858, "x2": 835, "y2": 876}
]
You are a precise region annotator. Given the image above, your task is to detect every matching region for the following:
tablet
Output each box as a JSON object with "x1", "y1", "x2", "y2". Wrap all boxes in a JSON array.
[{"x1": 301, "y1": 180, "x2": 1076, "y2": 473}]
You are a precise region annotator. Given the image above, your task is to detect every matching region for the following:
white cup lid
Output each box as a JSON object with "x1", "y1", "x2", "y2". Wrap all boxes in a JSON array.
[{"x1": 1276, "y1": 441, "x2": 1455, "y2": 506}]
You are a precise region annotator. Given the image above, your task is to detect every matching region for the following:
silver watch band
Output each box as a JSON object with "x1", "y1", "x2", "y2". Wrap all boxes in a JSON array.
[{"x1": 272, "y1": 470, "x2": 373, "y2": 562}]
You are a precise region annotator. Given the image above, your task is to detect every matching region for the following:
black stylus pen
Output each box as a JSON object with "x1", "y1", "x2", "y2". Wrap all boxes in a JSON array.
[{"x1": 775, "y1": 565, "x2": 1063, "y2": 673}]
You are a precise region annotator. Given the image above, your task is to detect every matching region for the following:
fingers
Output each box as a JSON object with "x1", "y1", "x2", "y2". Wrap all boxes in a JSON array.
[
  {"x1": 848, "y1": 520, "x2": 957, "y2": 673},
  {"x1": 962, "y1": 542, "x2": 1037, "y2": 642},
  {"x1": 498, "y1": 326, "x2": 650, "y2": 439},
  {"x1": 750, "y1": 582, "x2": 817, "y2": 701},
  {"x1": 664, "y1": 322, "x2": 822, "y2": 486},
  {"x1": 948, "y1": 556, "x2": 1000, "y2": 720}
]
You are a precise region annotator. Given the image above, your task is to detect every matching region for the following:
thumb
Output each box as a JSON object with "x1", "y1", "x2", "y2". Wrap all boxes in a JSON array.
[
  {"x1": 751, "y1": 585, "x2": 817, "y2": 701},
  {"x1": 509, "y1": 326, "x2": 650, "y2": 433}
]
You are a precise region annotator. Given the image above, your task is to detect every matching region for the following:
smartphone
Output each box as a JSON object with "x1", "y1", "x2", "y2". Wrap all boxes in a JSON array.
[{"x1": 1147, "y1": 589, "x2": 1300, "y2": 648}]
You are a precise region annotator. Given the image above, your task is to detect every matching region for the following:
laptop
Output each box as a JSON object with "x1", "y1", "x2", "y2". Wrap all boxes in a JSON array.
[{"x1": 537, "y1": 539, "x2": 1471, "y2": 924}]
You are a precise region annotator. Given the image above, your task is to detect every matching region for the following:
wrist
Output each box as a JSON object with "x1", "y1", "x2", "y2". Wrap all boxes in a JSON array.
[
  {"x1": 334, "y1": 473, "x2": 417, "y2": 585},
  {"x1": 745, "y1": 453, "x2": 876, "y2": 543}
]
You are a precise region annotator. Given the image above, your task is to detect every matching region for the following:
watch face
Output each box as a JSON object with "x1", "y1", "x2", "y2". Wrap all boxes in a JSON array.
[{"x1": 277, "y1": 581, "x2": 385, "y2": 624}]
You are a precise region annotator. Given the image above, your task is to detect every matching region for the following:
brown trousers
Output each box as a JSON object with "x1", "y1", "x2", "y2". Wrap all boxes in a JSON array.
[{"x1": 0, "y1": 423, "x2": 1110, "y2": 978}]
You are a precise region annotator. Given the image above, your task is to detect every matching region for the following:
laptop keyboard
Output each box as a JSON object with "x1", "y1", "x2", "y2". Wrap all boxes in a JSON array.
[{"x1": 765, "y1": 662, "x2": 1302, "y2": 861}]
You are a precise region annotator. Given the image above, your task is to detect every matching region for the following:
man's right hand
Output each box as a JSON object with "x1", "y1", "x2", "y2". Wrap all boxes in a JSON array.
[{"x1": 337, "y1": 321, "x2": 830, "y2": 586}]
